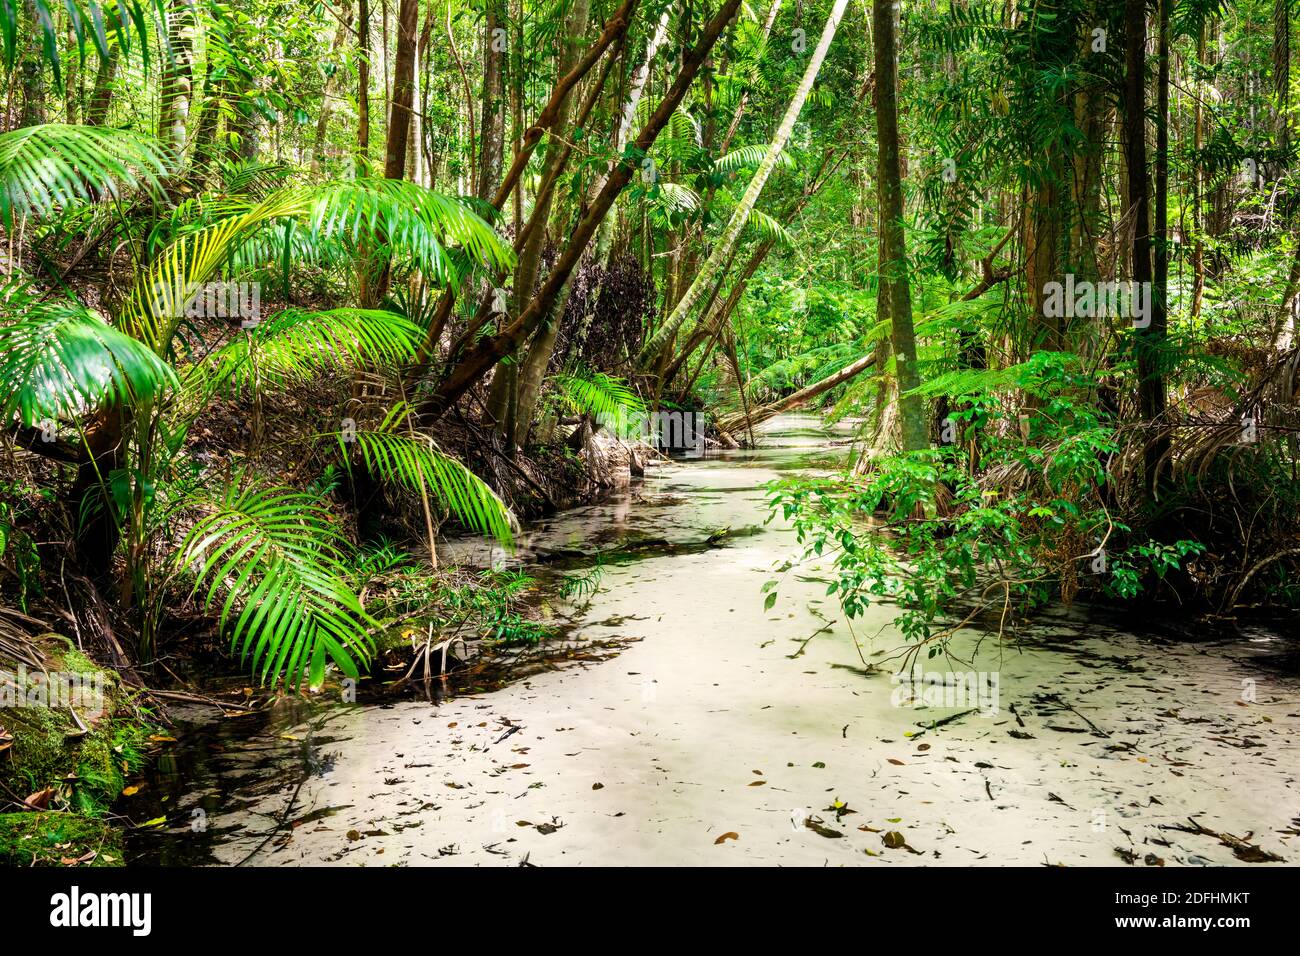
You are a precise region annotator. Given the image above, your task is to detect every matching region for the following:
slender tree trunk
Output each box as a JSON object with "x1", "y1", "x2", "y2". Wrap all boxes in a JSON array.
[
  {"x1": 63, "y1": 19, "x2": 79, "y2": 123},
  {"x1": 638, "y1": 0, "x2": 850, "y2": 366},
  {"x1": 1191, "y1": 22, "x2": 1206, "y2": 318},
  {"x1": 419, "y1": 0, "x2": 743, "y2": 419},
  {"x1": 85, "y1": 48, "x2": 118, "y2": 126},
  {"x1": 358, "y1": 0, "x2": 372, "y2": 171},
  {"x1": 477, "y1": 0, "x2": 507, "y2": 202},
  {"x1": 384, "y1": 0, "x2": 419, "y2": 179},
  {"x1": 873, "y1": 0, "x2": 926, "y2": 452},
  {"x1": 1126, "y1": 0, "x2": 1163, "y2": 491},
  {"x1": 158, "y1": 0, "x2": 195, "y2": 167},
  {"x1": 19, "y1": 0, "x2": 47, "y2": 128},
  {"x1": 492, "y1": 0, "x2": 592, "y2": 442},
  {"x1": 312, "y1": 0, "x2": 353, "y2": 173}
]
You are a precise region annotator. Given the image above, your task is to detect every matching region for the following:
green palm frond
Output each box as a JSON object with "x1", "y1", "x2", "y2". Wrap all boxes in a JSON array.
[
  {"x1": 333, "y1": 405, "x2": 516, "y2": 547},
  {"x1": 552, "y1": 369, "x2": 647, "y2": 437},
  {"x1": 713, "y1": 143, "x2": 797, "y2": 174},
  {"x1": 0, "y1": 296, "x2": 176, "y2": 427},
  {"x1": 122, "y1": 180, "x2": 511, "y2": 356},
  {"x1": 119, "y1": 187, "x2": 310, "y2": 354},
  {"x1": 306, "y1": 179, "x2": 515, "y2": 281},
  {"x1": 176, "y1": 482, "x2": 375, "y2": 689},
  {"x1": 0, "y1": 124, "x2": 169, "y2": 227},
  {"x1": 0, "y1": 1, "x2": 153, "y2": 79},
  {"x1": 745, "y1": 208, "x2": 795, "y2": 247},
  {"x1": 203, "y1": 308, "x2": 423, "y2": 396},
  {"x1": 646, "y1": 181, "x2": 702, "y2": 215}
]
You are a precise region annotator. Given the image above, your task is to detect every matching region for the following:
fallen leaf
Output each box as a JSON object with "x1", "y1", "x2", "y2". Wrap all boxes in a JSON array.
[
  {"x1": 23, "y1": 787, "x2": 55, "y2": 810},
  {"x1": 714, "y1": 831, "x2": 740, "y2": 844},
  {"x1": 805, "y1": 818, "x2": 844, "y2": 838}
]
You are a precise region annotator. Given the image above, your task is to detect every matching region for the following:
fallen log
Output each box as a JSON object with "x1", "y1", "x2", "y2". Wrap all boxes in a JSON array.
[{"x1": 715, "y1": 350, "x2": 876, "y2": 437}]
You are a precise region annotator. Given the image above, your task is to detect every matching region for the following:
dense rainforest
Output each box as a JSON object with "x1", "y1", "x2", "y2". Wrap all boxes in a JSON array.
[{"x1": 0, "y1": 0, "x2": 1298, "y2": 873}]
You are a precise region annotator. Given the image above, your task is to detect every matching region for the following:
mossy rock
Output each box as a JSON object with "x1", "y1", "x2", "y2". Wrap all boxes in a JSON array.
[
  {"x1": 0, "y1": 811, "x2": 123, "y2": 866},
  {"x1": 1, "y1": 634, "x2": 153, "y2": 816}
]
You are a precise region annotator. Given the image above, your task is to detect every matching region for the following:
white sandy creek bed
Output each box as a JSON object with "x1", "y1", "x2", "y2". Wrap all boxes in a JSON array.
[{"x1": 185, "y1": 415, "x2": 1300, "y2": 867}]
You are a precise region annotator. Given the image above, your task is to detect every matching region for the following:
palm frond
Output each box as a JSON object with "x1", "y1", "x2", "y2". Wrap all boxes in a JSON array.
[
  {"x1": 119, "y1": 187, "x2": 310, "y2": 354},
  {"x1": 176, "y1": 481, "x2": 375, "y2": 689},
  {"x1": 0, "y1": 296, "x2": 175, "y2": 427},
  {"x1": 552, "y1": 369, "x2": 647, "y2": 437},
  {"x1": 0, "y1": 124, "x2": 169, "y2": 227},
  {"x1": 745, "y1": 208, "x2": 795, "y2": 247},
  {"x1": 306, "y1": 179, "x2": 515, "y2": 281},
  {"x1": 333, "y1": 405, "x2": 516, "y2": 547},
  {"x1": 714, "y1": 143, "x2": 797, "y2": 174},
  {"x1": 203, "y1": 308, "x2": 423, "y2": 396}
]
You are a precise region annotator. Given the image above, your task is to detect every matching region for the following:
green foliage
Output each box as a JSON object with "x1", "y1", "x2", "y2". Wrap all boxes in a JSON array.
[
  {"x1": 551, "y1": 369, "x2": 647, "y2": 436},
  {"x1": 0, "y1": 295, "x2": 176, "y2": 427},
  {"x1": 175, "y1": 481, "x2": 376, "y2": 689},
  {"x1": 0, "y1": 124, "x2": 168, "y2": 227},
  {"x1": 767, "y1": 353, "x2": 1207, "y2": 649},
  {"x1": 333, "y1": 404, "x2": 516, "y2": 547}
]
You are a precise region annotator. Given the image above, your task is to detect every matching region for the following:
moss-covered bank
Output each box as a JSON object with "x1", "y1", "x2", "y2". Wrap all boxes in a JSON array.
[{"x1": 0, "y1": 634, "x2": 154, "y2": 866}]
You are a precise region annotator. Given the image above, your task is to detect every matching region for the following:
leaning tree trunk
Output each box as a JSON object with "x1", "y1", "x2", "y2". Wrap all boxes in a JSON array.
[
  {"x1": 715, "y1": 351, "x2": 877, "y2": 436},
  {"x1": 487, "y1": 0, "x2": 591, "y2": 437},
  {"x1": 419, "y1": 0, "x2": 743, "y2": 419},
  {"x1": 637, "y1": 0, "x2": 850, "y2": 367}
]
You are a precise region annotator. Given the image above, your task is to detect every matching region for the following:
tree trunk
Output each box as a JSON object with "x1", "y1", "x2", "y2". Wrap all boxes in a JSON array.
[
  {"x1": 419, "y1": 0, "x2": 743, "y2": 419},
  {"x1": 384, "y1": 0, "x2": 419, "y2": 179},
  {"x1": 638, "y1": 0, "x2": 850, "y2": 366},
  {"x1": 19, "y1": 0, "x2": 46, "y2": 128},
  {"x1": 477, "y1": 0, "x2": 507, "y2": 202},
  {"x1": 716, "y1": 351, "x2": 877, "y2": 436},
  {"x1": 487, "y1": 0, "x2": 591, "y2": 435},
  {"x1": 85, "y1": 48, "x2": 118, "y2": 126},
  {"x1": 312, "y1": 0, "x2": 353, "y2": 173},
  {"x1": 1126, "y1": 0, "x2": 1160, "y2": 492},
  {"x1": 873, "y1": 0, "x2": 926, "y2": 452},
  {"x1": 358, "y1": 0, "x2": 372, "y2": 171},
  {"x1": 158, "y1": 0, "x2": 195, "y2": 166}
]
